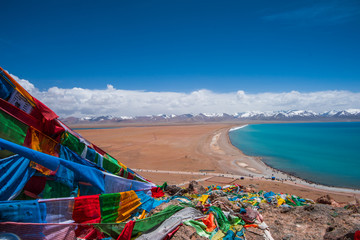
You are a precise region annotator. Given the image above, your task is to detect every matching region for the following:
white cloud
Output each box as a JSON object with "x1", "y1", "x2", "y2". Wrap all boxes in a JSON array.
[
  {"x1": 10, "y1": 74, "x2": 360, "y2": 118},
  {"x1": 10, "y1": 73, "x2": 38, "y2": 94}
]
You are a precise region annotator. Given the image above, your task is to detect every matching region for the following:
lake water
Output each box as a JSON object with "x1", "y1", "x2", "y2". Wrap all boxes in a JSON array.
[{"x1": 228, "y1": 122, "x2": 360, "y2": 189}]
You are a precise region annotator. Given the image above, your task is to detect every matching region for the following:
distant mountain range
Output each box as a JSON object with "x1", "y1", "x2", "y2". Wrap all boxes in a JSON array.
[{"x1": 60, "y1": 109, "x2": 360, "y2": 125}]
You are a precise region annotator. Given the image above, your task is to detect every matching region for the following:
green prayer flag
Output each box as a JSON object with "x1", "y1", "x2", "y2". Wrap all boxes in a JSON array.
[
  {"x1": 0, "y1": 110, "x2": 28, "y2": 145},
  {"x1": 157, "y1": 182, "x2": 168, "y2": 190},
  {"x1": 103, "y1": 154, "x2": 122, "y2": 175},
  {"x1": 94, "y1": 205, "x2": 184, "y2": 239},
  {"x1": 209, "y1": 206, "x2": 231, "y2": 233},
  {"x1": 184, "y1": 220, "x2": 211, "y2": 238},
  {"x1": 0, "y1": 110, "x2": 28, "y2": 158},
  {"x1": 100, "y1": 193, "x2": 121, "y2": 223},
  {"x1": 40, "y1": 181, "x2": 72, "y2": 199},
  {"x1": 292, "y1": 196, "x2": 302, "y2": 206},
  {"x1": 60, "y1": 131, "x2": 85, "y2": 156}
]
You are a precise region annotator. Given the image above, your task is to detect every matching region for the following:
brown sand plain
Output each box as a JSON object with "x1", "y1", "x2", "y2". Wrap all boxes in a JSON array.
[{"x1": 76, "y1": 123, "x2": 360, "y2": 203}]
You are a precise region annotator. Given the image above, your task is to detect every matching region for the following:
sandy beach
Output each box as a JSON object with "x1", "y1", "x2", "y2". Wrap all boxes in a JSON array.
[{"x1": 76, "y1": 123, "x2": 360, "y2": 203}]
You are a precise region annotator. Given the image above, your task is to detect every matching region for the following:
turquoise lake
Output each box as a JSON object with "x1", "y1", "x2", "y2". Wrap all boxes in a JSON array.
[{"x1": 228, "y1": 122, "x2": 360, "y2": 189}]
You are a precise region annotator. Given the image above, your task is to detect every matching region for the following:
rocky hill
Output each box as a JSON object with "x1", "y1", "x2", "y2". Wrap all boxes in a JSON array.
[{"x1": 161, "y1": 181, "x2": 360, "y2": 240}]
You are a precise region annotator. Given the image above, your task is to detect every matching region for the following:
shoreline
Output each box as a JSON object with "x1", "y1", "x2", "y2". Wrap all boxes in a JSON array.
[
  {"x1": 76, "y1": 123, "x2": 360, "y2": 202},
  {"x1": 222, "y1": 124, "x2": 360, "y2": 196}
]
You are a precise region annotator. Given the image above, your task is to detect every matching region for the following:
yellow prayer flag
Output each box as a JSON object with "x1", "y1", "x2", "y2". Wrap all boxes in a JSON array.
[{"x1": 199, "y1": 194, "x2": 209, "y2": 205}]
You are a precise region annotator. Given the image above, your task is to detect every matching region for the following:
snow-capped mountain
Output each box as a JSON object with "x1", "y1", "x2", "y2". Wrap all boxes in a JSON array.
[
  {"x1": 80, "y1": 115, "x2": 117, "y2": 121},
  {"x1": 61, "y1": 109, "x2": 360, "y2": 125},
  {"x1": 236, "y1": 110, "x2": 318, "y2": 120},
  {"x1": 332, "y1": 109, "x2": 360, "y2": 117}
]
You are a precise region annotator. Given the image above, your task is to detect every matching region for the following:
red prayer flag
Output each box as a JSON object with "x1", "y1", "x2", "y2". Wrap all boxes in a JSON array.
[
  {"x1": 117, "y1": 220, "x2": 135, "y2": 240},
  {"x1": 151, "y1": 187, "x2": 164, "y2": 198},
  {"x1": 72, "y1": 195, "x2": 102, "y2": 238},
  {"x1": 33, "y1": 97, "x2": 58, "y2": 121}
]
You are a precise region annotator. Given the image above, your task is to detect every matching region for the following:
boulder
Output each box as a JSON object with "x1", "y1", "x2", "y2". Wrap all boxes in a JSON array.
[
  {"x1": 187, "y1": 181, "x2": 206, "y2": 195},
  {"x1": 165, "y1": 185, "x2": 187, "y2": 196}
]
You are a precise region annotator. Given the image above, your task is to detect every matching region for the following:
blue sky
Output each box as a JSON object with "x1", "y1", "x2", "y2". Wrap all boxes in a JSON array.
[{"x1": 2, "y1": 0, "x2": 360, "y2": 117}]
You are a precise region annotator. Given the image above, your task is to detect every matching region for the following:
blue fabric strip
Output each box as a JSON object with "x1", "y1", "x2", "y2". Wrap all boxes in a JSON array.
[
  {"x1": 136, "y1": 191, "x2": 168, "y2": 212},
  {"x1": 59, "y1": 145, "x2": 104, "y2": 171},
  {"x1": 0, "y1": 138, "x2": 105, "y2": 193},
  {"x1": 0, "y1": 71, "x2": 15, "y2": 100},
  {"x1": 0, "y1": 200, "x2": 46, "y2": 223},
  {"x1": 0, "y1": 138, "x2": 59, "y2": 171},
  {"x1": 0, "y1": 155, "x2": 36, "y2": 200}
]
